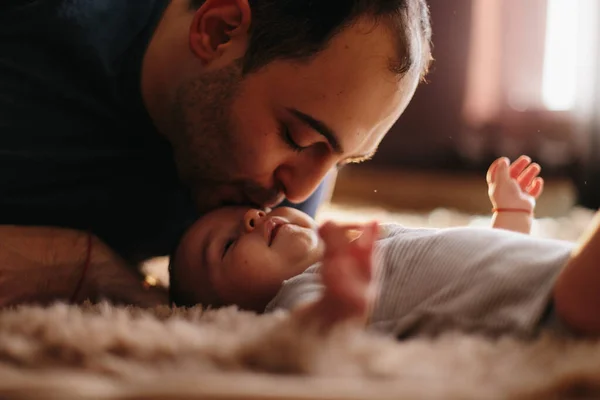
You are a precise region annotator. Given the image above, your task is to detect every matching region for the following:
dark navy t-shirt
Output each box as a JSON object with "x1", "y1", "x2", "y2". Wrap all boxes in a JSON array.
[{"x1": 0, "y1": 0, "x2": 197, "y2": 261}]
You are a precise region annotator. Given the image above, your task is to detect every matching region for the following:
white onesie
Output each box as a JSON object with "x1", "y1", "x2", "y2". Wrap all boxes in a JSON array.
[{"x1": 265, "y1": 224, "x2": 575, "y2": 338}]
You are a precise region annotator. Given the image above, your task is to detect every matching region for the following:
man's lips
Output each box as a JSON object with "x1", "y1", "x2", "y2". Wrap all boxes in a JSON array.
[
  {"x1": 243, "y1": 185, "x2": 284, "y2": 209},
  {"x1": 254, "y1": 194, "x2": 285, "y2": 210},
  {"x1": 192, "y1": 183, "x2": 284, "y2": 211},
  {"x1": 216, "y1": 193, "x2": 284, "y2": 210}
]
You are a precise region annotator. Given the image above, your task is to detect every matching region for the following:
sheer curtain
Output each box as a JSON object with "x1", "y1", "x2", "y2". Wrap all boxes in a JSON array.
[{"x1": 457, "y1": 0, "x2": 600, "y2": 171}]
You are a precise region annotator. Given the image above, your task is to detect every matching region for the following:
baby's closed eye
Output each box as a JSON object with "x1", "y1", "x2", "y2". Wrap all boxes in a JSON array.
[{"x1": 222, "y1": 239, "x2": 236, "y2": 259}]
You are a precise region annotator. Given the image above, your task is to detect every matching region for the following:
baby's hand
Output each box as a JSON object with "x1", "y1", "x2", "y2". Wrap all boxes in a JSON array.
[
  {"x1": 486, "y1": 155, "x2": 544, "y2": 212},
  {"x1": 312, "y1": 221, "x2": 379, "y2": 325}
]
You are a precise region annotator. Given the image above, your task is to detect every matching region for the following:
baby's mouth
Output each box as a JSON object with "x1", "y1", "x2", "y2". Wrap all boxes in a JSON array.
[{"x1": 268, "y1": 223, "x2": 287, "y2": 246}]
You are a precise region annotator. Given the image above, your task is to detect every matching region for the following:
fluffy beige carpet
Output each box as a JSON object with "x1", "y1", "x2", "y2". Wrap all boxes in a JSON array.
[
  {"x1": 2, "y1": 303, "x2": 600, "y2": 400},
  {"x1": 2, "y1": 205, "x2": 599, "y2": 400}
]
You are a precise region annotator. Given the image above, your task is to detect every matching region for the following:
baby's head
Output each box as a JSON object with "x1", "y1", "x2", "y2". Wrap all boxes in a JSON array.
[{"x1": 169, "y1": 206, "x2": 323, "y2": 311}]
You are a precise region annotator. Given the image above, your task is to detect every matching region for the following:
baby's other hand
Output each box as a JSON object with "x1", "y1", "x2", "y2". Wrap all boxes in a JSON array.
[
  {"x1": 486, "y1": 155, "x2": 544, "y2": 212},
  {"x1": 314, "y1": 221, "x2": 379, "y2": 324}
]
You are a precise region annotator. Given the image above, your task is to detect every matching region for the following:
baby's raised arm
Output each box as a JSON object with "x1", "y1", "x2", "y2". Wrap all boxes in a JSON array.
[
  {"x1": 486, "y1": 155, "x2": 544, "y2": 234},
  {"x1": 268, "y1": 222, "x2": 380, "y2": 331}
]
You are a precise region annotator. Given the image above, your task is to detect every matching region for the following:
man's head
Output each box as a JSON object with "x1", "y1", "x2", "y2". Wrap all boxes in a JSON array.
[
  {"x1": 169, "y1": 206, "x2": 323, "y2": 311},
  {"x1": 142, "y1": 0, "x2": 432, "y2": 213}
]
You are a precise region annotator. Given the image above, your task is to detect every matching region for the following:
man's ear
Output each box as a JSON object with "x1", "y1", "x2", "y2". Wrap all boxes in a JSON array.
[{"x1": 189, "y1": 0, "x2": 251, "y2": 65}]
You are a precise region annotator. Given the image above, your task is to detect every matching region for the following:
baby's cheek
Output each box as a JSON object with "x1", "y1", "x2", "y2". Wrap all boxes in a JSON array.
[
  {"x1": 232, "y1": 249, "x2": 270, "y2": 281},
  {"x1": 290, "y1": 235, "x2": 322, "y2": 262}
]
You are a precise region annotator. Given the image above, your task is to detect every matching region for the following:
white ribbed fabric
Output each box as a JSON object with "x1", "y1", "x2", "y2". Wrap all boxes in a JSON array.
[{"x1": 265, "y1": 224, "x2": 575, "y2": 338}]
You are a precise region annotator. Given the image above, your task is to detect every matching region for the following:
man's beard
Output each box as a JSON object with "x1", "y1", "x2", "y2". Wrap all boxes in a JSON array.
[{"x1": 166, "y1": 63, "x2": 281, "y2": 212}]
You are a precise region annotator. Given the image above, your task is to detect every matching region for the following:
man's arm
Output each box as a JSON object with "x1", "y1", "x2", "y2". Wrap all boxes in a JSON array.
[
  {"x1": 0, "y1": 225, "x2": 167, "y2": 307},
  {"x1": 0, "y1": 226, "x2": 89, "y2": 306}
]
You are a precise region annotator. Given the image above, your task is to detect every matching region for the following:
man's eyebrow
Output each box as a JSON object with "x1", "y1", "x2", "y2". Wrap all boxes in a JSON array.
[{"x1": 287, "y1": 108, "x2": 343, "y2": 154}]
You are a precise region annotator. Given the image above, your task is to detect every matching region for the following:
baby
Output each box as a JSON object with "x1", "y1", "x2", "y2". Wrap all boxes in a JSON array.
[{"x1": 169, "y1": 156, "x2": 599, "y2": 338}]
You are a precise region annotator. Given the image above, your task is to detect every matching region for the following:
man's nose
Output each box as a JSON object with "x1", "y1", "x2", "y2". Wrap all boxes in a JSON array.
[
  {"x1": 243, "y1": 208, "x2": 267, "y2": 232},
  {"x1": 275, "y1": 161, "x2": 334, "y2": 204}
]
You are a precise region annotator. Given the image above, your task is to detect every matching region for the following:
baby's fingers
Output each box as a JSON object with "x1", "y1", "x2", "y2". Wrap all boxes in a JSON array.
[
  {"x1": 319, "y1": 223, "x2": 351, "y2": 256},
  {"x1": 486, "y1": 157, "x2": 507, "y2": 184},
  {"x1": 355, "y1": 222, "x2": 378, "y2": 251},
  {"x1": 527, "y1": 177, "x2": 544, "y2": 199},
  {"x1": 509, "y1": 155, "x2": 533, "y2": 179},
  {"x1": 518, "y1": 163, "x2": 541, "y2": 192},
  {"x1": 349, "y1": 222, "x2": 378, "y2": 281}
]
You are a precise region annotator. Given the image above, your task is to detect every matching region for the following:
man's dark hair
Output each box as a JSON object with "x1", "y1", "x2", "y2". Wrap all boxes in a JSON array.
[{"x1": 189, "y1": 0, "x2": 433, "y2": 79}]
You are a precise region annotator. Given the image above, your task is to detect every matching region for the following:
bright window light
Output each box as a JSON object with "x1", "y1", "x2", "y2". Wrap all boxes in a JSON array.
[{"x1": 542, "y1": 0, "x2": 580, "y2": 111}]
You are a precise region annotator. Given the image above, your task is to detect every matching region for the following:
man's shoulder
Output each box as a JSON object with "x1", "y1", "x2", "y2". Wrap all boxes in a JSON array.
[
  {"x1": 0, "y1": 0, "x2": 182, "y2": 257},
  {"x1": 1, "y1": 0, "x2": 163, "y2": 37},
  {"x1": 0, "y1": 0, "x2": 168, "y2": 146},
  {"x1": 1, "y1": 0, "x2": 166, "y2": 26},
  {"x1": 0, "y1": 0, "x2": 168, "y2": 89}
]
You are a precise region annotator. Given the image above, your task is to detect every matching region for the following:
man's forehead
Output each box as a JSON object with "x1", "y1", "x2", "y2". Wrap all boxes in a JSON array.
[
  {"x1": 296, "y1": 71, "x2": 409, "y2": 144},
  {"x1": 329, "y1": 89, "x2": 405, "y2": 150}
]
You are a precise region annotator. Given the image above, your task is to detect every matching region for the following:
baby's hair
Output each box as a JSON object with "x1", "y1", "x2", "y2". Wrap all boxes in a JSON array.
[
  {"x1": 168, "y1": 256, "x2": 193, "y2": 307},
  {"x1": 168, "y1": 243, "x2": 224, "y2": 309}
]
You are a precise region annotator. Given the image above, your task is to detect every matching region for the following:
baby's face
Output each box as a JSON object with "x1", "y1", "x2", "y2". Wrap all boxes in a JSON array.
[{"x1": 172, "y1": 206, "x2": 323, "y2": 311}]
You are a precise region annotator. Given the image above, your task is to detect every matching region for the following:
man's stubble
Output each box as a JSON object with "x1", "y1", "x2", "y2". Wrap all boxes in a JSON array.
[{"x1": 168, "y1": 63, "x2": 280, "y2": 212}]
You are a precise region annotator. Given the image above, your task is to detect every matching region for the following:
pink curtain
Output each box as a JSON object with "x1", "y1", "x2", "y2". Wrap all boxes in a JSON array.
[{"x1": 458, "y1": 0, "x2": 600, "y2": 170}]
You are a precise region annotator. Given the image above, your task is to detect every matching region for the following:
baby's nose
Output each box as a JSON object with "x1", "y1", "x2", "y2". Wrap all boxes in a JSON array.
[{"x1": 243, "y1": 209, "x2": 267, "y2": 232}]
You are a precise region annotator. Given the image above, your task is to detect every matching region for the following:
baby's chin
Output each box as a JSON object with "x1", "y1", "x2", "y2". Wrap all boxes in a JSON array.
[{"x1": 279, "y1": 228, "x2": 324, "y2": 269}]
